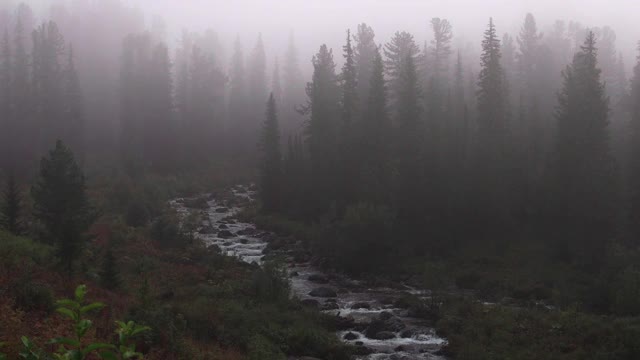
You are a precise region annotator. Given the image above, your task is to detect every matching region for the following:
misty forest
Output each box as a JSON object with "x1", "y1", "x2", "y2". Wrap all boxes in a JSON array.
[{"x1": 2, "y1": 0, "x2": 640, "y2": 359}]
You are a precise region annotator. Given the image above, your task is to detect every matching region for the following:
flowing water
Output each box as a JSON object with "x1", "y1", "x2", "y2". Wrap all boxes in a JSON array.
[{"x1": 170, "y1": 185, "x2": 447, "y2": 360}]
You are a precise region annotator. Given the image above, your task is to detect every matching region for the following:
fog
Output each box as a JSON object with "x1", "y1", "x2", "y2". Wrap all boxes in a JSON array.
[{"x1": 14, "y1": 0, "x2": 640, "y2": 73}]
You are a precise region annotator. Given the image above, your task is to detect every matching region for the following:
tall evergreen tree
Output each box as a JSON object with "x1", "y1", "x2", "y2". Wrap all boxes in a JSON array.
[
  {"x1": 0, "y1": 29, "x2": 11, "y2": 169},
  {"x1": 360, "y1": 47, "x2": 391, "y2": 205},
  {"x1": 306, "y1": 45, "x2": 340, "y2": 214},
  {"x1": 1, "y1": 174, "x2": 22, "y2": 235},
  {"x1": 282, "y1": 31, "x2": 304, "y2": 135},
  {"x1": 395, "y1": 53, "x2": 424, "y2": 227},
  {"x1": 32, "y1": 141, "x2": 93, "y2": 273},
  {"x1": 260, "y1": 94, "x2": 282, "y2": 211},
  {"x1": 384, "y1": 31, "x2": 420, "y2": 105},
  {"x1": 475, "y1": 18, "x2": 511, "y2": 225},
  {"x1": 228, "y1": 36, "x2": 247, "y2": 142},
  {"x1": 628, "y1": 43, "x2": 640, "y2": 236},
  {"x1": 248, "y1": 34, "x2": 267, "y2": 137},
  {"x1": 338, "y1": 30, "x2": 359, "y2": 207},
  {"x1": 549, "y1": 32, "x2": 616, "y2": 262},
  {"x1": 61, "y1": 46, "x2": 84, "y2": 161},
  {"x1": 11, "y1": 12, "x2": 32, "y2": 174},
  {"x1": 353, "y1": 23, "x2": 377, "y2": 107},
  {"x1": 271, "y1": 57, "x2": 282, "y2": 106}
]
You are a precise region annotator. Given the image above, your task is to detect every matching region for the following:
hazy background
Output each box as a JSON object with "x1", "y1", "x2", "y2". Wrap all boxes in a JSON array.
[{"x1": 14, "y1": 0, "x2": 640, "y2": 74}]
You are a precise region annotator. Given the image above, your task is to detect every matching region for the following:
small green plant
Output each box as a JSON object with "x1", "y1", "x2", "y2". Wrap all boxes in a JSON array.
[{"x1": 12, "y1": 285, "x2": 150, "y2": 360}]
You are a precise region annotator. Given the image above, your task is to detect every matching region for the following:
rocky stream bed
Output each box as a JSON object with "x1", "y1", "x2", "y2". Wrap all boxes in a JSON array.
[{"x1": 170, "y1": 185, "x2": 447, "y2": 360}]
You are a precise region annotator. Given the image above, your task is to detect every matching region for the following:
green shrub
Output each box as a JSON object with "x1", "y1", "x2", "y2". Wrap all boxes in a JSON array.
[
  {"x1": 150, "y1": 215, "x2": 188, "y2": 249},
  {"x1": 14, "y1": 281, "x2": 54, "y2": 313},
  {"x1": 613, "y1": 267, "x2": 640, "y2": 316},
  {"x1": 0, "y1": 231, "x2": 54, "y2": 270},
  {"x1": 247, "y1": 334, "x2": 285, "y2": 360},
  {"x1": 125, "y1": 200, "x2": 150, "y2": 227}
]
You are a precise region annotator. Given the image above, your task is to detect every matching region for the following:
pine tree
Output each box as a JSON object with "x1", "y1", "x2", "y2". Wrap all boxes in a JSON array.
[
  {"x1": 260, "y1": 94, "x2": 282, "y2": 211},
  {"x1": 477, "y1": 18, "x2": 507, "y2": 154},
  {"x1": 475, "y1": 18, "x2": 511, "y2": 224},
  {"x1": 1, "y1": 174, "x2": 22, "y2": 235},
  {"x1": 338, "y1": 29, "x2": 359, "y2": 207},
  {"x1": 32, "y1": 141, "x2": 94, "y2": 273},
  {"x1": 354, "y1": 23, "x2": 377, "y2": 106},
  {"x1": 147, "y1": 42, "x2": 174, "y2": 170},
  {"x1": 549, "y1": 31, "x2": 616, "y2": 262},
  {"x1": 282, "y1": 31, "x2": 304, "y2": 135},
  {"x1": 0, "y1": 29, "x2": 11, "y2": 170},
  {"x1": 341, "y1": 29, "x2": 358, "y2": 128},
  {"x1": 395, "y1": 52, "x2": 424, "y2": 226},
  {"x1": 360, "y1": 47, "x2": 391, "y2": 204},
  {"x1": 425, "y1": 18, "x2": 453, "y2": 147},
  {"x1": 248, "y1": 34, "x2": 267, "y2": 136},
  {"x1": 228, "y1": 36, "x2": 247, "y2": 142},
  {"x1": 61, "y1": 46, "x2": 85, "y2": 162},
  {"x1": 306, "y1": 44, "x2": 340, "y2": 213},
  {"x1": 384, "y1": 31, "x2": 420, "y2": 104},
  {"x1": 628, "y1": 43, "x2": 640, "y2": 236},
  {"x1": 271, "y1": 57, "x2": 282, "y2": 105},
  {"x1": 11, "y1": 12, "x2": 32, "y2": 174}
]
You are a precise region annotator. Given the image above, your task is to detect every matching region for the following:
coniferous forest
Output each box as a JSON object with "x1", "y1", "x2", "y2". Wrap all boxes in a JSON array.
[{"x1": 2, "y1": 1, "x2": 640, "y2": 359}]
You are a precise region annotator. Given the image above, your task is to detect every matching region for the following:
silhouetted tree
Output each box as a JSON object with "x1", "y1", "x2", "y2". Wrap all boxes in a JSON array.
[
  {"x1": 628, "y1": 43, "x2": 640, "y2": 237},
  {"x1": 354, "y1": 24, "x2": 377, "y2": 106},
  {"x1": 384, "y1": 31, "x2": 420, "y2": 105},
  {"x1": 32, "y1": 141, "x2": 94, "y2": 274},
  {"x1": 306, "y1": 44, "x2": 340, "y2": 214},
  {"x1": 548, "y1": 32, "x2": 616, "y2": 263},
  {"x1": 260, "y1": 94, "x2": 282, "y2": 211}
]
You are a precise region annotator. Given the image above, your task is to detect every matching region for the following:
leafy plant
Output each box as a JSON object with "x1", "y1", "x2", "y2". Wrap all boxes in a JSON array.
[{"x1": 12, "y1": 285, "x2": 150, "y2": 360}]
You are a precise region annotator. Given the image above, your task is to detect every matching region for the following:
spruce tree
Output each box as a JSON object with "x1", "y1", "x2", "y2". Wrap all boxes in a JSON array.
[
  {"x1": 271, "y1": 57, "x2": 283, "y2": 106},
  {"x1": 549, "y1": 32, "x2": 616, "y2": 262},
  {"x1": 628, "y1": 43, "x2": 640, "y2": 236},
  {"x1": 260, "y1": 94, "x2": 282, "y2": 211},
  {"x1": 282, "y1": 31, "x2": 304, "y2": 135},
  {"x1": 384, "y1": 31, "x2": 420, "y2": 104},
  {"x1": 62, "y1": 46, "x2": 85, "y2": 162},
  {"x1": 248, "y1": 34, "x2": 267, "y2": 134},
  {"x1": 338, "y1": 29, "x2": 359, "y2": 207},
  {"x1": 354, "y1": 24, "x2": 377, "y2": 106},
  {"x1": 32, "y1": 140, "x2": 94, "y2": 274},
  {"x1": 1, "y1": 174, "x2": 22, "y2": 235},
  {"x1": 395, "y1": 53, "x2": 424, "y2": 227},
  {"x1": 360, "y1": 47, "x2": 391, "y2": 205},
  {"x1": 228, "y1": 36, "x2": 247, "y2": 142},
  {"x1": 306, "y1": 45, "x2": 340, "y2": 213},
  {"x1": 475, "y1": 18, "x2": 511, "y2": 225},
  {"x1": 0, "y1": 29, "x2": 10, "y2": 170}
]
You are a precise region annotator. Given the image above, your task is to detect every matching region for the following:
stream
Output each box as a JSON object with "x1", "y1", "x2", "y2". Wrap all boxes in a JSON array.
[{"x1": 170, "y1": 185, "x2": 447, "y2": 360}]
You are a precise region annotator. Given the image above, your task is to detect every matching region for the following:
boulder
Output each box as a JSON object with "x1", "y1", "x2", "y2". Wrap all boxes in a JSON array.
[
  {"x1": 350, "y1": 302, "x2": 371, "y2": 310},
  {"x1": 301, "y1": 299, "x2": 319, "y2": 308},
  {"x1": 351, "y1": 345, "x2": 374, "y2": 356},
  {"x1": 215, "y1": 207, "x2": 229, "y2": 213},
  {"x1": 309, "y1": 287, "x2": 337, "y2": 298},
  {"x1": 334, "y1": 316, "x2": 356, "y2": 330},
  {"x1": 218, "y1": 224, "x2": 228, "y2": 229},
  {"x1": 343, "y1": 332, "x2": 359, "y2": 341},
  {"x1": 365, "y1": 314, "x2": 405, "y2": 338},
  {"x1": 199, "y1": 226, "x2": 216, "y2": 234},
  {"x1": 237, "y1": 228, "x2": 258, "y2": 236},
  {"x1": 372, "y1": 331, "x2": 395, "y2": 340},
  {"x1": 217, "y1": 230, "x2": 234, "y2": 238},
  {"x1": 399, "y1": 328, "x2": 416, "y2": 338},
  {"x1": 322, "y1": 302, "x2": 340, "y2": 310},
  {"x1": 239, "y1": 238, "x2": 249, "y2": 244}
]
